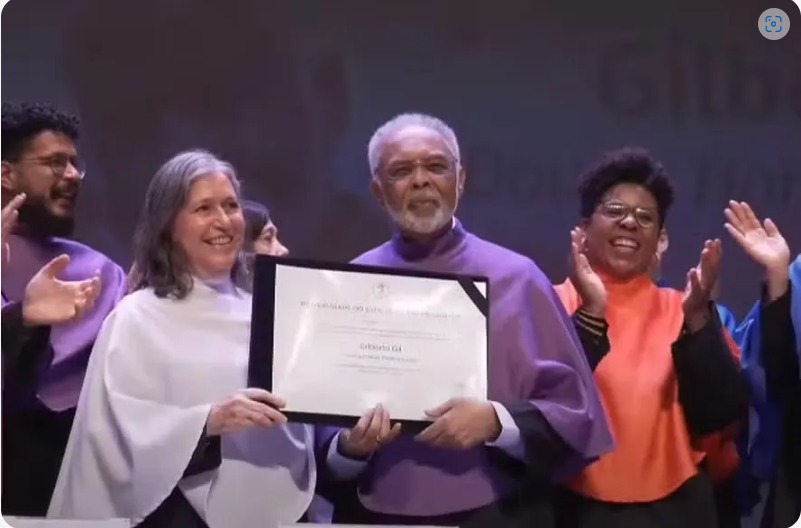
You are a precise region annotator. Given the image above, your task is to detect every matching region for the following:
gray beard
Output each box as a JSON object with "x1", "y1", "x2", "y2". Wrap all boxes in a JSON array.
[{"x1": 388, "y1": 203, "x2": 454, "y2": 235}]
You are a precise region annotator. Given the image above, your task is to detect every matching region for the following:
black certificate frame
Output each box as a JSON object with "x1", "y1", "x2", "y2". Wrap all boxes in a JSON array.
[{"x1": 247, "y1": 254, "x2": 491, "y2": 431}]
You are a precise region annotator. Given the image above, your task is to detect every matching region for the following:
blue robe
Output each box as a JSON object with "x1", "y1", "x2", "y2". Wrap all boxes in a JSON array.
[
  {"x1": 728, "y1": 255, "x2": 801, "y2": 521},
  {"x1": 791, "y1": 255, "x2": 801, "y2": 370}
]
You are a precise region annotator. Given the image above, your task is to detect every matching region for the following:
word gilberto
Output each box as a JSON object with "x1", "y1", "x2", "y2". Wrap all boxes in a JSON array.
[
  {"x1": 352, "y1": 344, "x2": 415, "y2": 365},
  {"x1": 298, "y1": 300, "x2": 461, "y2": 320},
  {"x1": 359, "y1": 342, "x2": 404, "y2": 353}
]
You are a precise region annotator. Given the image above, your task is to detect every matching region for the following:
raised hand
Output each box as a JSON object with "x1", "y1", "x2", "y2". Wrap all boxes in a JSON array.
[
  {"x1": 206, "y1": 388, "x2": 288, "y2": 436},
  {"x1": 568, "y1": 227, "x2": 606, "y2": 316},
  {"x1": 2, "y1": 193, "x2": 26, "y2": 264},
  {"x1": 1, "y1": 193, "x2": 25, "y2": 238},
  {"x1": 724, "y1": 200, "x2": 790, "y2": 275},
  {"x1": 23, "y1": 254, "x2": 102, "y2": 326},
  {"x1": 682, "y1": 239, "x2": 722, "y2": 332},
  {"x1": 338, "y1": 404, "x2": 401, "y2": 459}
]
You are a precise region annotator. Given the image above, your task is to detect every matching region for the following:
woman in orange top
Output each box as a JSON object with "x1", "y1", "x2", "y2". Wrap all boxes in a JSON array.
[{"x1": 553, "y1": 146, "x2": 749, "y2": 528}]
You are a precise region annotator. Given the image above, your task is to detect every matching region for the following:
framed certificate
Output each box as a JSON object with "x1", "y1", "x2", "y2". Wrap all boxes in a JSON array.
[{"x1": 248, "y1": 256, "x2": 490, "y2": 429}]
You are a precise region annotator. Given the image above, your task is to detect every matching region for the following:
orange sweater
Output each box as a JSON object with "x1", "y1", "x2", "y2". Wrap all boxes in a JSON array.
[{"x1": 554, "y1": 275, "x2": 741, "y2": 502}]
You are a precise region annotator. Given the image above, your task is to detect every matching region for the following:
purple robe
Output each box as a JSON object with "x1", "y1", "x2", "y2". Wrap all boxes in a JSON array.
[
  {"x1": 1, "y1": 234, "x2": 127, "y2": 411},
  {"x1": 320, "y1": 220, "x2": 614, "y2": 517}
]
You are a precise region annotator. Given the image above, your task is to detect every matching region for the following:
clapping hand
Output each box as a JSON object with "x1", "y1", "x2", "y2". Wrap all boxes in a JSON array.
[
  {"x1": 23, "y1": 255, "x2": 102, "y2": 326},
  {"x1": 681, "y1": 239, "x2": 722, "y2": 332},
  {"x1": 568, "y1": 227, "x2": 606, "y2": 317},
  {"x1": 724, "y1": 200, "x2": 790, "y2": 300}
]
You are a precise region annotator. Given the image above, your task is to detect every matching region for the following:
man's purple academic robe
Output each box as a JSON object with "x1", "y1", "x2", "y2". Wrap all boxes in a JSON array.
[
  {"x1": 1, "y1": 234, "x2": 127, "y2": 516},
  {"x1": 317, "y1": 221, "x2": 613, "y2": 526}
]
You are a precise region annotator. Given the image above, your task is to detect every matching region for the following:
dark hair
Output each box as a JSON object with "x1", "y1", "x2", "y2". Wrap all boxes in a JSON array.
[
  {"x1": 578, "y1": 146, "x2": 675, "y2": 226},
  {"x1": 241, "y1": 199, "x2": 271, "y2": 250},
  {"x1": 130, "y1": 149, "x2": 246, "y2": 299},
  {"x1": 2, "y1": 102, "x2": 80, "y2": 161}
]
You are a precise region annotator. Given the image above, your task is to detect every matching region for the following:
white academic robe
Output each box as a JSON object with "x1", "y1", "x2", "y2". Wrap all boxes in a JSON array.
[{"x1": 47, "y1": 280, "x2": 315, "y2": 527}]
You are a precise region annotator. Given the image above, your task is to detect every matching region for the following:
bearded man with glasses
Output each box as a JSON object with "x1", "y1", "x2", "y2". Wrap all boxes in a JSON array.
[
  {"x1": 1, "y1": 102, "x2": 127, "y2": 517},
  {"x1": 314, "y1": 113, "x2": 613, "y2": 528}
]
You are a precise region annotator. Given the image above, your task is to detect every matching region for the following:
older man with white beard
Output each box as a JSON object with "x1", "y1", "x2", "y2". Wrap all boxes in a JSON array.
[{"x1": 314, "y1": 113, "x2": 613, "y2": 528}]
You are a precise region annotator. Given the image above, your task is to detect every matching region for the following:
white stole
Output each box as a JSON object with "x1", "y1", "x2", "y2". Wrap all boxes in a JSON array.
[{"x1": 47, "y1": 280, "x2": 315, "y2": 527}]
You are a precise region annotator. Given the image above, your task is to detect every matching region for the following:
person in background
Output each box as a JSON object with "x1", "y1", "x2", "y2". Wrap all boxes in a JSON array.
[
  {"x1": 723, "y1": 201, "x2": 800, "y2": 528},
  {"x1": 241, "y1": 199, "x2": 288, "y2": 257},
  {"x1": 1, "y1": 101, "x2": 128, "y2": 516},
  {"x1": 553, "y1": 146, "x2": 748, "y2": 528},
  {"x1": 49, "y1": 150, "x2": 309, "y2": 527},
  {"x1": 316, "y1": 112, "x2": 613, "y2": 527},
  {"x1": 649, "y1": 228, "x2": 670, "y2": 287},
  {"x1": 239, "y1": 198, "x2": 342, "y2": 523}
]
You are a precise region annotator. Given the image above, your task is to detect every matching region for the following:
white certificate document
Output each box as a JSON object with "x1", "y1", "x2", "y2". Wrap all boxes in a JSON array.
[{"x1": 268, "y1": 263, "x2": 489, "y2": 422}]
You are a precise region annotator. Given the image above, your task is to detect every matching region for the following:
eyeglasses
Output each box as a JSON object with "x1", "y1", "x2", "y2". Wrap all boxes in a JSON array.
[
  {"x1": 18, "y1": 155, "x2": 86, "y2": 180},
  {"x1": 378, "y1": 157, "x2": 459, "y2": 182},
  {"x1": 597, "y1": 201, "x2": 659, "y2": 228}
]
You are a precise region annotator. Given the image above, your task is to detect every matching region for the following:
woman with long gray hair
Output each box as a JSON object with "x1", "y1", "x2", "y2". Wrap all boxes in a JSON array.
[{"x1": 47, "y1": 149, "x2": 317, "y2": 527}]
